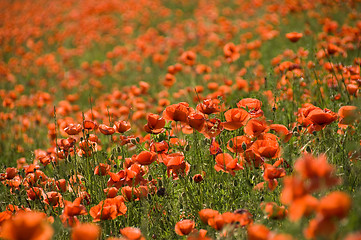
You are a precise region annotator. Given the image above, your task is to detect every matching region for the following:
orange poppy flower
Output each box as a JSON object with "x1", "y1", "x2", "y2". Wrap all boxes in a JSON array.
[
  {"x1": 288, "y1": 194, "x2": 318, "y2": 222},
  {"x1": 306, "y1": 108, "x2": 338, "y2": 132},
  {"x1": 199, "y1": 209, "x2": 219, "y2": 224},
  {"x1": 260, "y1": 202, "x2": 287, "y2": 219},
  {"x1": 175, "y1": 219, "x2": 195, "y2": 236},
  {"x1": 163, "y1": 102, "x2": 191, "y2": 123},
  {"x1": 244, "y1": 118, "x2": 269, "y2": 138},
  {"x1": 187, "y1": 229, "x2": 212, "y2": 240},
  {"x1": 227, "y1": 136, "x2": 251, "y2": 153},
  {"x1": 114, "y1": 121, "x2": 131, "y2": 133},
  {"x1": 244, "y1": 148, "x2": 264, "y2": 168},
  {"x1": 187, "y1": 112, "x2": 206, "y2": 132},
  {"x1": 247, "y1": 224, "x2": 270, "y2": 240},
  {"x1": 0, "y1": 211, "x2": 53, "y2": 240},
  {"x1": 71, "y1": 223, "x2": 100, "y2": 240},
  {"x1": 27, "y1": 187, "x2": 45, "y2": 201},
  {"x1": 317, "y1": 191, "x2": 351, "y2": 219},
  {"x1": 5, "y1": 168, "x2": 17, "y2": 179},
  {"x1": 44, "y1": 191, "x2": 63, "y2": 208},
  {"x1": 64, "y1": 123, "x2": 82, "y2": 135},
  {"x1": 346, "y1": 83, "x2": 358, "y2": 96},
  {"x1": 223, "y1": 108, "x2": 250, "y2": 130},
  {"x1": 224, "y1": 42, "x2": 240, "y2": 63},
  {"x1": 144, "y1": 113, "x2": 165, "y2": 134},
  {"x1": 327, "y1": 43, "x2": 341, "y2": 55},
  {"x1": 107, "y1": 164, "x2": 146, "y2": 188},
  {"x1": 207, "y1": 214, "x2": 226, "y2": 230},
  {"x1": 200, "y1": 118, "x2": 223, "y2": 139},
  {"x1": 269, "y1": 124, "x2": 292, "y2": 142},
  {"x1": 83, "y1": 120, "x2": 98, "y2": 130},
  {"x1": 56, "y1": 179, "x2": 67, "y2": 192},
  {"x1": 165, "y1": 153, "x2": 190, "y2": 180},
  {"x1": 94, "y1": 163, "x2": 111, "y2": 176},
  {"x1": 90, "y1": 196, "x2": 127, "y2": 222},
  {"x1": 297, "y1": 103, "x2": 319, "y2": 127},
  {"x1": 338, "y1": 105, "x2": 358, "y2": 126},
  {"x1": 163, "y1": 73, "x2": 176, "y2": 87},
  {"x1": 149, "y1": 140, "x2": 169, "y2": 154},
  {"x1": 60, "y1": 197, "x2": 87, "y2": 227},
  {"x1": 280, "y1": 176, "x2": 308, "y2": 205},
  {"x1": 180, "y1": 51, "x2": 196, "y2": 66},
  {"x1": 135, "y1": 151, "x2": 157, "y2": 166},
  {"x1": 237, "y1": 98, "x2": 263, "y2": 118},
  {"x1": 298, "y1": 105, "x2": 338, "y2": 133},
  {"x1": 304, "y1": 216, "x2": 336, "y2": 239},
  {"x1": 294, "y1": 153, "x2": 341, "y2": 192},
  {"x1": 251, "y1": 139, "x2": 280, "y2": 159},
  {"x1": 121, "y1": 186, "x2": 148, "y2": 201},
  {"x1": 98, "y1": 124, "x2": 116, "y2": 135},
  {"x1": 120, "y1": 227, "x2": 145, "y2": 240},
  {"x1": 196, "y1": 99, "x2": 220, "y2": 115},
  {"x1": 263, "y1": 164, "x2": 286, "y2": 181},
  {"x1": 268, "y1": 233, "x2": 294, "y2": 240},
  {"x1": 104, "y1": 187, "x2": 119, "y2": 198},
  {"x1": 209, "y1": 211, "x2": 251, "y2": 230},
  {"x1": 214, "y1": 153, "x2": 243, "y2": 176},
  {"x1": 285, "y1": 32, "x2": 303, "y2": 42}
]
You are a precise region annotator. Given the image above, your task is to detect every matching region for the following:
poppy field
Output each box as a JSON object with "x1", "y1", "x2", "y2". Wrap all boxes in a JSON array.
[{"x1": 1, "y1": 0, "x2": 361, "y2": 239}]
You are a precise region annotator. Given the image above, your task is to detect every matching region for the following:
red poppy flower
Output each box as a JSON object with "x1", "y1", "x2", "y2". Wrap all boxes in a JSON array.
[
  {"x1": 114, "y1": 120, "x2": 131, "y2": 133},
  {"x1": 122, "y1": 185, "x2": 148, "y2": 201},
  {"x1": 60, "y1": 197, "x2": 87, "y2": 227},
  {"x1": 83, "y1": 120, "x2": 98, "y2": 130},
  {"x1": 214, "y1": 153, "x2": 243, "y2": 176},
  {"x1": 71, "y1": 223, "x2": 100, "y2": 240},
  {"x1": 237, "y1": 98, "x2": 263, "y2": 118},
  {"x1": 196, "y1": 99, "x2": 221, "y2": 115},
  {"x1": 260, "y1": 202, "x2": 287, "y2": 219},
  {"x1": 0, "y1": 211, "x2": 54, "y2": 240},
  {"x1": 94, "y1": 163, "x2": 111, "y2": 176},
  {"x1": 200, "y1": 118, "x2": 223, "y2": 138},
  {"x1": 251, "y1": 139, "x2": 280, "y2": 159},
  {"x1": 247, "y1": 224, "x2": 270, "y2": 240},
  {"x1": 180, "y1": 51, "x2": 196, "y2": 66},
  {"x1": 223, "y1": 108, "x2": 250, "y2": 130},
  {"x1": 224, "y1": 42, "x2": 240, "y2": 63},
  {"x1": 144, "y1": 113, "x2": 165, "y2": 134},
  {"x1": 90, "y1": 196, "x2": 127, "y2": 222},
  {"x1": 304, "y1": 216, "x2": 336, "y2": 239},
  {"x1": 317, "y1": 191, "x2": 351, "y2": 219},
  {"x1": 227, "y1": 136, "x2": 251, "y2": 153},
  {"x1": 64, "y1": 123, "x2": 82, "y2": 135},
  {"x1": 199, "y1": 209, "x2": 220, "y2": 224},
  {"x1": 165, "y1": 153, "x2": 191, "y2": 180},
  {"x1": 135, "y1": 151, "x2": 157, "y2": 166},
  {"x1": 338, "y1": 105, "x2": 358, "y2": 127},
  {"x1": 187, "y1": 112, "x2": 206, "y2": 132},
  {"x1": 163, "y1": 102, "x2": 191, "y2": 123},
  {"x1": 98, "y1": 124, "x2": 116, "y2": 135},
  {"x1": 270, "y1": 124, "x2": 292, "y2": 142},
  {"x1": 285, "y1": 32, "x2": 303, "y2": 42},
  {"x1": 244, "y1": 119, "x2": 269, "y2": 138},
  {"x1": 120, "y1": 227, "x2": 145, "y2": 240},
  {"x1": 175, "y1": 219, "x2": 195, "y2": 236}
]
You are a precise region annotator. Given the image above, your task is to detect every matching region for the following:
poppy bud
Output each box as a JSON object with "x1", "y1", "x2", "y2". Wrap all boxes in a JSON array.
[
  {"x1": 242, "y1": 142, "x2": 247, "y2": 151},
  {"x1": 157, "y1": 188, "x2": 166, "y2": 196}
]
